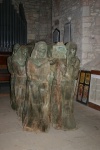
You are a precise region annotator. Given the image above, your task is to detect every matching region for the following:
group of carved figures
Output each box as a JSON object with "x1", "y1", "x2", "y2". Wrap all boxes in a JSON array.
[{"x1": 7, "y1": 41, "x2": 80, "y2": 132}]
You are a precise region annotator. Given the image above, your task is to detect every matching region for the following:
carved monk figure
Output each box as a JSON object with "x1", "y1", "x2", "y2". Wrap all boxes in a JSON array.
[
  {"x1": 7, "y1": 43, "x2": 20, "y2": 110},
  {"x1": 50, "y1": 42, "x2": 67, "y2": 129},
  {"x1": 62, "y1": 42, "x2": 80, "y2": 130},
  {"x1": 23, "y1": 41, "x2": 51, "y2": 132},
  {"x1": 12, "y1": 45, "x2": 29, "y2": 117}
]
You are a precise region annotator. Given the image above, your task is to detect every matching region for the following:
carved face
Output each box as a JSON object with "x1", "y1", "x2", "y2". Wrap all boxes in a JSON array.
[
  {"x1": 52, "y1": 44, "x2": 67, "y2": 59},
  {"x1": 21, "y1": 47, "x2": 28, "y2": 58},
  {"x1": 66, "y1": 42, "x2": 77, "y2": 57},
  {"x1": 70, "y1": 48, "x2": 76, "y2": 57},
  {"x1": 13, "y1": 46, "x2": 28, "y2": 65},
  {"x1": 37, "y1": 43, "x2": 47, "y2": 58},
  {"x1": 31, "y1": 41, "x2": 47, "y2": 59},
  {"x1": 33, "y1": 42, "x2": 47, "y2": 58}
]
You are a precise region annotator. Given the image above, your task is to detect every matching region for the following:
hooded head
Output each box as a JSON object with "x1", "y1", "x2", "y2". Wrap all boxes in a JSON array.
[
  {"x1": 31, "y1": 41, "x2": 47, "y2": 59},
  {"x1": 13, "y1": 43, "x2": 20, "y2": 54},
  {"x1": 66, "y1": 42, "x2": 77, "y2": 57}
]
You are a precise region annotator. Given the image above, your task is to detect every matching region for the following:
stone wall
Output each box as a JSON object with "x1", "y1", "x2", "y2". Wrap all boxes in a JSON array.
[
  {"x1": 0, "y1": 0, "x2": 52, "y2": 44},
  {"x1": 52, "y1": 0, "x2": 100, "y2": 69},
  {"x1": 52, "y1": 0, "x2": 82, "y2": 61},
  {"x1": 13, "y1": 0, "x2": 52, "y2": 44},
  {"x1": 82, "y1": 0, "x2": 100, "y2": 67},
  {"x1": 1, "y1": 0, "x2": 100, "y2": 69}
]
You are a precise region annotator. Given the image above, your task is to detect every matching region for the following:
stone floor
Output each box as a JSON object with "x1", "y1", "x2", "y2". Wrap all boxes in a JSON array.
[{"x1": 0, "y1": 95, "x2": 100, "y2": 150}]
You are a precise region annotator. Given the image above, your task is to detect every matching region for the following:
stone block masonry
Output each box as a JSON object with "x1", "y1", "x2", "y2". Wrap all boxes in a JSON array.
[
  {"x1": 12, "y1": 0, "x2": 52, "y2": 44},
  {"x1": 52, "y1": 0, "x2": 100, "y2": 70}
]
